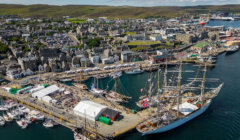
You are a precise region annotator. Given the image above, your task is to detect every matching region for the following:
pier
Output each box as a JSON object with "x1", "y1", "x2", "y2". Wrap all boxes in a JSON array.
[{"x1": 0, "y1": 83, "x2": 157, "y2": 139}]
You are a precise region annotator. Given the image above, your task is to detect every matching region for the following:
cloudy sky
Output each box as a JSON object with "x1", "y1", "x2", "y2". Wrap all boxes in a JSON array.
[{"x1": 0, "y1": 0, "x2": 239, "y2": 6}]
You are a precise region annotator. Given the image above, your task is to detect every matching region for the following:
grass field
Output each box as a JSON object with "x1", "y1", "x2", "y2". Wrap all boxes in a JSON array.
[
  {"x1": 67, "y1": 18, "x2": 87, "y2": 24},
  {"x1": 128, "y1": 41, "x2": 159, "y2": 45},
  {"x1": 0, "y1": 4, "x2": 240, "y2": 18}
]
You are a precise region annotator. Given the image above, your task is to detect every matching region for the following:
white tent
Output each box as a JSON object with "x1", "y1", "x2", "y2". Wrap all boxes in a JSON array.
[
  {"x1": 73, "y1": 100, "x2": 107, "y2": 121},
  {"x1": 173, "y1": 102, "x2": 198, "y2": 116},
  {"x1": 32, "y1": 85, "x2": 59, "y2": 99}
]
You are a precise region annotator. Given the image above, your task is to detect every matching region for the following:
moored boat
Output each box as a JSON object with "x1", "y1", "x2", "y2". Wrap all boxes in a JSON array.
[
  {"x1": 43, "y1": 119, "x2": 54, "y2": 128},
  {"x1": 136, "y1": 62, "x2": 224, "y2": 136},
  {"x1": 0, "y1": 116, "x2": 5, "y2": 126},
  {"x1": 125, "y1": 68, "x2": 144, "y2": 75},
  {"x1": 16, "y1": 118, "x2": 28, "y2": 129},
  {"x1": 226, "y1": 45, "x2": 239, "y2": 54}
]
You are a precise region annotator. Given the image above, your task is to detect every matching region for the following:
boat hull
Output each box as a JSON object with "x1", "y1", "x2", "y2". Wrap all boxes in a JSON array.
[{"x1": 142, "y1": 100, "x2": 212, "y2": 136}]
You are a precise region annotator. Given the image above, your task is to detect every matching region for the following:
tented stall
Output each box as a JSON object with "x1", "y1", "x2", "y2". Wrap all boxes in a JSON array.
[
  {"x1": 32, "y1": 85, "x2": 59, "y2": 99},
  {"x1": 73, "y1": 100, "x2": 107, "y2": 121}
]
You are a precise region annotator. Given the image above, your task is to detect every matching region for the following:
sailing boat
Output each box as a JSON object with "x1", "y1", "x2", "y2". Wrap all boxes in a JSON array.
[
  {"x1": 136, "y1": 72, "x2": 159, "y2": 109},
  {"x1": 106, "y1": 77, "x2": 131, "y2": 103},
  {"x1": 89, "y1": 77, "x2": 106, "y2": 96},
  {"x1": 73, "y1": 72, "x2": 88, "y2": 90},
  {"x1": 136, "y1": 62, "x2": 224, "y2": 135}
]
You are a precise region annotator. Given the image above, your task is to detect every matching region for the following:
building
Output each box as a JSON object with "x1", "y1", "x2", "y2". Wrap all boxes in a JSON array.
[
  {"x1": 18, "y1": 57, "x2": 39, "y2": 71},
  {"x1": 102, "y1": 108, "x2": 120, "y2": 121},
  {"x1": 73, "y1": 100, "x2": 107, "y2": 121},
  {"x1": 32, "y1": 85, "x2": 60, "y2": 99},
  {"x1": 6, "y1": 69, "x2": 22, "y2": 79},
  {"x1": 149, "y1": 34, "x2": 162, "y2": 41},
  {"x1": 121, "y1": 51, "x2": 133, "y2": 62}
]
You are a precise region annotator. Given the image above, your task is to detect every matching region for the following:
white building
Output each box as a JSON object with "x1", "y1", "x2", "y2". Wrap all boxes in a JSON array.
[
  {"x1": 150, "y1": 34, "x2": 162, "y2": 41},
  {"x1": 90, "y1": 56, "x2": 100, "y2": 64},
  {"x1": 73, "y1": 100, "x2": 107, "y2": 121},
  {"x1": 32, "y1": 85, "x2": 60, "y2": 99}
]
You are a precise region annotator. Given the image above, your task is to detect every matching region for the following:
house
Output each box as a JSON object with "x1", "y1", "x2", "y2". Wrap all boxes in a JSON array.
[
  {"x1": 149, "y1": 54, "x2": 172, "y2": 64},
  {"x1": 121, "y1": 51, "x2": 133, "y2": 62},
  {"x1": 150, "y1": 34, "x2": 162, "y2": 41},
  {"x1": 6, "y1": 69, "x2": 22, "y2": 79},
  {"x1": 90, "y1": 56, "x2": 100, "y2": 64},
  {"x1": 102, "y1": 57, "x2": 114, "y2": 64}
]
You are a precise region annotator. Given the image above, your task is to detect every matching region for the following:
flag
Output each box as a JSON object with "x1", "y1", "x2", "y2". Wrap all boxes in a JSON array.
[{"x1": 178, "y1": 52, "x2": 183, "y2": 58}]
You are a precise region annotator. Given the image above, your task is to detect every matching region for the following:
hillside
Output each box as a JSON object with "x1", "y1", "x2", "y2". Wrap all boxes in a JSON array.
[{"x1": 0, "y1": 4, "x2": 240, "y2": 18}]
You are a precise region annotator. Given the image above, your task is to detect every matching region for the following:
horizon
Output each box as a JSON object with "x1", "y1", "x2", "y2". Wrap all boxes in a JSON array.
[{"x1": 0, "y1": 0, "x2": 240, "y2": 7}]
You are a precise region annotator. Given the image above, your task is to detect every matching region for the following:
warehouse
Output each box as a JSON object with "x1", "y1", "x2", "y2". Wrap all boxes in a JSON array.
[
  {"x1": 73, "y1": 100, "x2": 107, "y2": 121},
  {"x1": 32, "y1": 85, "x2": 60, "y2": 99}
]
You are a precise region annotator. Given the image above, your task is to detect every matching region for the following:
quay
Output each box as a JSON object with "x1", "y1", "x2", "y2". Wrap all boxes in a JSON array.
[{"x1": 0, "y1": 81, "x2": 157, "y2": 139}]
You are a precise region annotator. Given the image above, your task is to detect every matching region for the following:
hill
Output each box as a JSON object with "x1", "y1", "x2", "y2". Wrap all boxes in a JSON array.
[{"x1": 0, "y1": 4, "x2": 240, "y2": 18}]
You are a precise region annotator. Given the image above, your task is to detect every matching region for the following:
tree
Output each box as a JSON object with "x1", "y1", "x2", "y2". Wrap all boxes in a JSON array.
[
  {"x1": 86, "y1": 37, "x2": 103, "y2": 49},
  {"x1": 0, "y1": 42, "x2": 8, "y2": 53}
]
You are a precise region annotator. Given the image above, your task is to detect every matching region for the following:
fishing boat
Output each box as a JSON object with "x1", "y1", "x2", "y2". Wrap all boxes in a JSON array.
[
  {"x1": 226, "y1": 45, "x2": 239, "y2": 54},
  {"x1": 136, "y1": 62, "x2": 224, "y2": 136},
  {"x1": 16, "y1": 118, "x2": 28, "y2": 129},
  {"x1": 0, "y1": 116, "x2": 5, "y2": 126},
  {"x1": 125, "y1": 68, "x2": 144, "y2": 75}
]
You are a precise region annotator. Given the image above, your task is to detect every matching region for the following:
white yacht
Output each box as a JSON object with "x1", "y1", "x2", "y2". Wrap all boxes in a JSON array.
[
  {"x1": 3, "y1": 113, "x2": 13, "y2": 122},
  {"x1": 0, "y1": 116, "x2": 5, "y2": 126},
  {"x1": 125, "y1": 68, "x2": 144, "y2": 75},
  {"x1": 16, "y1": 118, "x2": 28, "y2": 129}
]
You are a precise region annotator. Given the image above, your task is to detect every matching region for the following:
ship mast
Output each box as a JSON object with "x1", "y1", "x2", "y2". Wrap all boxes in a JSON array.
[
  {"x1": 157, "y1": 68, "x2": 161, "y2": 120},
  {"x1": 176, "y1": 61, "x2": 182, "y2": 117},
  {"x1": 200, "y1": 63, "x2": 207, "y2": 107},
  {"x1": 163, "y1": 59, "x2": 168, "y2": 93}
]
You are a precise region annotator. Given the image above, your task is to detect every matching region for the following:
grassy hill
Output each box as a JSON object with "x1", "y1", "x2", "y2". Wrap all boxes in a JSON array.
[{"x1": 0, "y1": 4, "x2": 240, "y2": 18}]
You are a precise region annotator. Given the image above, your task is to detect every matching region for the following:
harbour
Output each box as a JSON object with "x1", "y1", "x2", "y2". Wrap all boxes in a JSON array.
[{"x1": 0, "y1": 20, "x2": 240, "y2": 140}]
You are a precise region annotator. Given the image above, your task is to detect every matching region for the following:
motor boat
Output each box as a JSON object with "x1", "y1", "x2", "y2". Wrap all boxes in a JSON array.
[
  {"x1": 125, "y1": 69, "x2": 144, "y2": 75},
  {"x1": 0, "y1": 116, "x2": 5, "y2": 126},
  {"x1": 16, "y1": 118, "x2": 28, "y2": 129}
]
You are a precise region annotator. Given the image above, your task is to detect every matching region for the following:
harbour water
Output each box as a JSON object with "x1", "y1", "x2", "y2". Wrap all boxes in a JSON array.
[{"x1": 1, "y1": 21, "x2": 240, "y2": 140}]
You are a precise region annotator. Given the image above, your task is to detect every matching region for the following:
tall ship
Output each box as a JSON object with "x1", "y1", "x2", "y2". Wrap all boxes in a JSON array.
[
  {"x1": 106, "y1": 76, "x2": 131, "y2": 103},
  {"x1": 136, "y1": 62, "x2": 224, "y2": 136}
]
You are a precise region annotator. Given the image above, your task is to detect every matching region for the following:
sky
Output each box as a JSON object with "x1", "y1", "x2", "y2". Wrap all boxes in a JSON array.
[{"x1": 0, "y1": 0, "x2": 240, "y2": 6}]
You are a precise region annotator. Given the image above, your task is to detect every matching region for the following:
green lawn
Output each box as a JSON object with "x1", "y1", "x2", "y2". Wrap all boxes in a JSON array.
[
  {"x1": 67, "y1": 18, "x2": 87, "y2": 24},
  {"x1": 128, "y1": 41, "x2": 159, "y2": 45},
  {"x1": 126, "y1": 32, "x2": 136, "y2": 35},
  {"x1": 193, "y1": 41, "x2": 209, "y2": 48}
]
